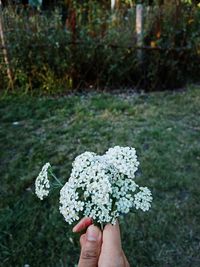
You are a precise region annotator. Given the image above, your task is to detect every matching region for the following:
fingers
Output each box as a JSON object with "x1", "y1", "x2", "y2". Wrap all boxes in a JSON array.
[
  {"x1": 102, "y1": 221, "x2": 122, "y2": 252},
  {"x1": 75, "y1": 218, "x2": 130, "y2": 267},
  {"x1": 99, "y1": 221, "x2": 129, "y2": 267},
  {"x1": 73, "y1": 217, "x2": 93, "y2": 233},
  {"x1": 78, "y1": 225, "x2": 102, "y2": 267}
]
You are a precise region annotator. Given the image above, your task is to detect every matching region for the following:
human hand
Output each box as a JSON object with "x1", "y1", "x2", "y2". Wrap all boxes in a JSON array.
[{"x1": 73, "y1": 218, "x2": 130, "y2": 267}]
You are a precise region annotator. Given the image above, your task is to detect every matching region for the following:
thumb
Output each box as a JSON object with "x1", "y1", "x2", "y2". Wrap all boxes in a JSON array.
[{"x1": 78, "y1": 225, "x2": 102, "y2": 267}]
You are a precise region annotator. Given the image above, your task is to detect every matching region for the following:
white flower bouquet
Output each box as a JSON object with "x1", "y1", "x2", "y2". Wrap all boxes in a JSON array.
[{"x1": 35, "y1": 146, "x2": 152, "y2": 226}]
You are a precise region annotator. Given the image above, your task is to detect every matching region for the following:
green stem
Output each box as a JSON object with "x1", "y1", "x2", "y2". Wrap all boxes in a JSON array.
[
  {"x1": 94, "y1": 221, "x2": 104, "y2": 231},
  {"x1": 49, "y1": 170, "x2": 63, "y2": 187}
]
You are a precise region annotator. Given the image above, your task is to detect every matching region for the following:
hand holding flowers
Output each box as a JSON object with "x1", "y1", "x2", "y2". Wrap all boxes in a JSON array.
[{"x1": 74, "y1": 217, "x2": 130, "y2": 267}]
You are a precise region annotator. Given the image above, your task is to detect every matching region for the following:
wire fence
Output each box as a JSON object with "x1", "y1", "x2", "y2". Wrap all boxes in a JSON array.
[{"x1": 1, "y1": 3, "x2": 200, "y2": 93}]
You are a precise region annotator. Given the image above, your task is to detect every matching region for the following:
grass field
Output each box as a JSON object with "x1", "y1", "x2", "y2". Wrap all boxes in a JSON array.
[{"x1": 0, "y1": 86, "x2": 200, "y2": 267}]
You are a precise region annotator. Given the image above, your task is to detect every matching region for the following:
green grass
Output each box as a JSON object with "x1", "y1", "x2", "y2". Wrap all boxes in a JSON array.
[{"x1": 0, "y1": 86, "x2": 200, "y2": 267}]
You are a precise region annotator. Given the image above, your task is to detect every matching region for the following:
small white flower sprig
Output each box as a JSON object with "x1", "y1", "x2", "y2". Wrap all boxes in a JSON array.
[
  {"x1": 35, "y1": 162, "x2": 51, "y2": 200},
  {"x1": 35, "y1": 162, "x2": 62, "y2": 200},
  {"x1": 35, "y1": 146, "x2": 153, "y2": 226}
]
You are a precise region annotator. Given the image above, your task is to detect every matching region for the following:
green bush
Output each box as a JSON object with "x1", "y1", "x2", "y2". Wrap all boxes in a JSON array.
[
  {"x1": 143, "y1": 2, "x2": 200, "y2": 89},
  {"x1": 1, "y1": 2, "x2": 200, "y2": 94},
  {"x1": 1, "y1": 8, "x2": 73, "y2": 94}
]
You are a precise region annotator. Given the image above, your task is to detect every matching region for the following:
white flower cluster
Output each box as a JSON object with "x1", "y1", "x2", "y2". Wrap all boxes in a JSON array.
[
  {"x1": 104, "y1": 146, "x2": 139, "y2": 177},
  {"x1": 35, "y1": 163, "x2": 51, "y2": 200},
  {"x1": 59, "y1": 146, "x2": 152, "y2": 225}
]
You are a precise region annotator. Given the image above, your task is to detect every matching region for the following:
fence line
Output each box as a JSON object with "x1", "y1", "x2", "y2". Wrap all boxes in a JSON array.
[
  {"x1": 1, "y1": 3, "x2": 199, "y2": 92},
  {"x1": 0, "y1": 43, "x2": 192, "y2": 51}
]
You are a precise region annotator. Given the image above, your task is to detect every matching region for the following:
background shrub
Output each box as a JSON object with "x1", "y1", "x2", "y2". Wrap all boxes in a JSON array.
[{"x1": 1, "y1": 1, "x2": 200, "y2": 94}]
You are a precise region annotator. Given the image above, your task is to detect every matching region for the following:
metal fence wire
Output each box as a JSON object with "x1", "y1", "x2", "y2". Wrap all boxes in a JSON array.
[{"x1": 1, "y1": 3, "x2": 200, "y2": 92}]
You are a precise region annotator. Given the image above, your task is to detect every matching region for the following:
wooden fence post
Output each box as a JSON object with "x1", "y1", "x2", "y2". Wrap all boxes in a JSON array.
[
  {"x1": 0, "y1": 0, "x2": 13, "y2": 90},
  {"x1": 136, "y1": 3, "x2": 143, "y2": 62},
  {"x1": 111, "y1": 0, "x2": 115, "y2": 10}
]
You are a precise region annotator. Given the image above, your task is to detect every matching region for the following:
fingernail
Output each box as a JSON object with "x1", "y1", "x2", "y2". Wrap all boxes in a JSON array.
[
  {"x1": 87, "y1": 226, "x2": 99, "y2": 241},
  {"x1": 72, "y1": 224, "x2": 79, "y2": 232}
]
